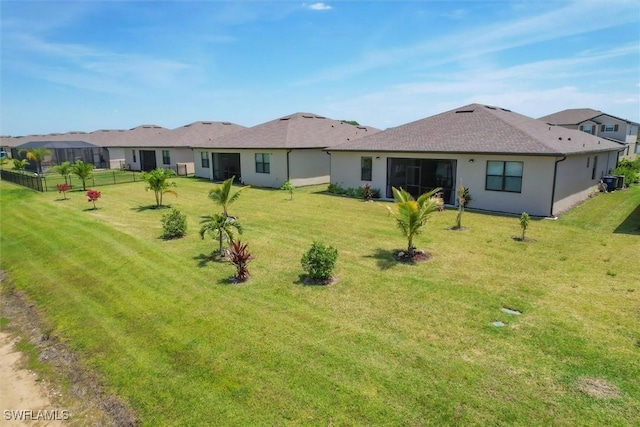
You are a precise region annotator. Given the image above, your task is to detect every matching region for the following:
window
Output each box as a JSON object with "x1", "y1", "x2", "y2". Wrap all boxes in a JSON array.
[
  {"x1": 591, "y1": 156, "x2": 598, "y2": 180},
  {"x1": 586, "y1": 157, "x2": 590, "y2": 168},
  {"x1": 132, "y1": 150, "x2": 136, "y2": 163},
  {"x1": 162, "y1": 150, "x2": 171, "y2": 165},
  {"x1": 601, "y1": 124, "x2": 618, "y2": 132},
  {"x1": 361, "y1": 156, "x2": 372, "y2": 181},
  {"x1": 579, "y1": 125, "x2": 595, "y2": 135},
  {"x1": 486, "y1": 161, "x2": 523, "y2": 193},
  {"x1": 255, "y1": 153, "x2": 270, "y2": 174},
  {"x1": 201, "y1": 151, "x2": 210, "y2": 168}
]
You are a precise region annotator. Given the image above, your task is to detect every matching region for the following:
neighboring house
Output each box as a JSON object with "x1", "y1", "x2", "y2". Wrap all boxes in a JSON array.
[
  {"x1": 328, "y1": 104, "x2": 622, "y2": 217},
  {"x1": 159, "y1": 121, "x2": 246, "y2": 175},
  {"x1": 4, "y1": 132, "x2": 109, "y2": 171},
  {"x1": 192, "y1": 113, "x2": 379, "y2": 187},
  {"x1": 99, "y1": 124, "x2": 173, "y2": 172},
  {"x1": 539, "y1": 108, "x2": 638, "y2": 160}
]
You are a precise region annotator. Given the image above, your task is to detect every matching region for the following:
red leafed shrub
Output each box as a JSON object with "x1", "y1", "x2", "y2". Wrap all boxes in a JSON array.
[
  {"x1": 227, "y1": 240, "x2": 252, "y2": 282},
  {"x1": 86, "y1": 189, "x2": 101, "y2": 209},
  {"x1": 57, "y1": 183, "x2": 71, "y2": 199}
]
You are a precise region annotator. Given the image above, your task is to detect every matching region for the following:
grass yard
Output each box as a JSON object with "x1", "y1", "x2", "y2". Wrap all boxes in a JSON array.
[
  {"x1": 1, "y1": 178, "x2": 639, "y2": 426},
  {"x1": 41, "y1": 168, "x2": 145, "y2": 191}
]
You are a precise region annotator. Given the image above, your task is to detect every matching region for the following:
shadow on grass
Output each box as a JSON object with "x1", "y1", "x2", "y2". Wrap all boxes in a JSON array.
[
  {"x1": 365, "y1": 248, "x2": 398, "y2": 270},
  {"x1": 293, "y1": 274, "x2": 336, "y2": 286},
  {"x1": 194, "y1": 253, "x2": 226, "y2": 267},
  {"x1": 614, "y1": 203, "x2": 640, "y2": 235},
  {"x1": 132, "y1": 204, "x2": 172, "y2": 212}
]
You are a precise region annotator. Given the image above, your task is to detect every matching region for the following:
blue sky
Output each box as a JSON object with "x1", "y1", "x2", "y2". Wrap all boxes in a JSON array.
[{"x1": 1, "y1": 0, "x2": 639, "y2": 136}]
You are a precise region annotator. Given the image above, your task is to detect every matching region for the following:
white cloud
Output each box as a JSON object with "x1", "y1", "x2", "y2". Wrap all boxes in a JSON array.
[
  {"x1": 307, "y1": 3, "x2": 332, "y2": 11},
  {"x1": 298, "y1": 0, "x2": 639, "y2": 84}
]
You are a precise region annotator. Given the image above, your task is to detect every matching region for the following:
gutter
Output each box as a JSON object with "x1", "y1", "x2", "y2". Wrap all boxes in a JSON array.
[{"x1": 549, "y1": 156, "x2": 567, "y2": 218}]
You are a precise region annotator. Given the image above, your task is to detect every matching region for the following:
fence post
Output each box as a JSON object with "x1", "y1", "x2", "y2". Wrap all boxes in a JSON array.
[
  {"x1": 113, "y1": 171, "x2": 116, "y2": 185},
  {"x1": 43, "y1": 176, "x2": 47, "y2": 192}
]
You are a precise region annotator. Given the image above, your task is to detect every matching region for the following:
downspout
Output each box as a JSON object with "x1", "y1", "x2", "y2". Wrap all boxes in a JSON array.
[
  {"x1": 286, "y1": 149, "x2": 292, "y2": 181},
  {"x1": 326, "y1": 150, "x2": 332, "y2": 184},
  {"x1": 549, "y1": 155, "x2": 567, "y2": 218}
]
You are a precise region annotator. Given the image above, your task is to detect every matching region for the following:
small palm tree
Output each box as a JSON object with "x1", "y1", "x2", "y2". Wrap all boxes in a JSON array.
[
  {"x1": 455, "y1": 185, "x2": 466, "y2": 229},
  {"x1": 200, "y1": 213, "x2": 243, "y2": 257},
  {"x1": 387, "y1": 187, "x2": 443, "y2": 257},
  {"x1": 11, "y1": 158, "x2": 29, "y2": 173},
  {"x1": 20, "y1": 148, "x2": 50, "y2": 174},
  {"x1": 520, "y1": 212, "x2": 530, "y2": 241},
  {"x1": 208, "y1": 176, "x2": 249, "y2": 217},
  {"x1": 54, "y1": 161, "x2": 72, "y2": 185},
  {"x1": 71, "y1": 160, "x2": 95, "y2": 191},
  {"x1": 142, "y1": 167, "x2": 177, "y2": 208}
]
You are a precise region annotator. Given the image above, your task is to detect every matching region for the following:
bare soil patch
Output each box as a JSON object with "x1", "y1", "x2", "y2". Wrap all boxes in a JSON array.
[
  {"x1": 393, "y1": 250, "x2": 432, "y2": 263},
  {"x1": 1, "y1": 272, "x2": 138, "y2": 426},
  {"x1": 576, "y1": 377, "x2": 622, "y2": 399}
]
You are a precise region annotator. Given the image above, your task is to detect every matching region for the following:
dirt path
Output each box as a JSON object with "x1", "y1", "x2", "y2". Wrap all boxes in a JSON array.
[
  {"x1": 0, "y1": 271, "x2": 136, "y2": 426},
  {"x1": 0, "y1": 331, "x2": 66, "y2": 426}
]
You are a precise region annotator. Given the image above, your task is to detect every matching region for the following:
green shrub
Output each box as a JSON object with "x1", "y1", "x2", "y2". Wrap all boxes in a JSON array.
[
  {"x1": 612, "y1": 166, "x2": 639, "y2": 186},
  {"x1": 162, "y1": 208, "x2": 187, "y2": 239},
  {"x1": 301, "y1": 241, "x2": 338, "y2": 282},
  {"x1": 280, "y1": 180, "x2": 295, "y2": 200}
]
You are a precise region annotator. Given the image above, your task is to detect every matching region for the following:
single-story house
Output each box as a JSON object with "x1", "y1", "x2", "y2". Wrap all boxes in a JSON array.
[
  {"x1": 192, "y1": 113, "x2": 379, "y2": 187},
  {"x1": 328, "y1": 104, "x2": 622, "y2": 217},
  {"x1": 94, "y1": 125, "x2": 175, "y2": 172},
  {"x1": 13, "y1": 139, "x2": 109, "y2": 171},
  {"x1": 539, "y1": 108, "x2": 639, "y2": 160},
  {"x1": 156, "y1": 121, "x2": 246, "y2": 175}
]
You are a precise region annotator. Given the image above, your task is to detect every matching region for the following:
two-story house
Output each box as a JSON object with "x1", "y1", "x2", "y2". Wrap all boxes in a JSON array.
[{"x1": 539, "y1": 108, "x2": 639, "y2": 160}]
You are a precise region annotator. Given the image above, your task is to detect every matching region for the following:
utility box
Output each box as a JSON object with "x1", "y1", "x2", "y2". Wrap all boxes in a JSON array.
[{"x1": 176, "y1": 162, "x2": 195, "y2": 176}]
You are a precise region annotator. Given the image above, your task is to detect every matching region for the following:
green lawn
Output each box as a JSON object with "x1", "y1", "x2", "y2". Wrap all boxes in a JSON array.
[{"x1": 1, "y1": 178, "x2": 639, "y2": 426}]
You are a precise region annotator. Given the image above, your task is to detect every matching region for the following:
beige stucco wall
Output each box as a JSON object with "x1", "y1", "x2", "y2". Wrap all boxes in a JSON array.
[
  {"x1": 330, "y1": 151, "x2": 558, "y2": 216},
  {"x1": 239, "y1": 150, "x2": 288, "y2": 187},
  {"x1": 289, "y1": 150, "x2": 331, "y2": 186},
  {"x1": 193, "y1": 148, "x2": 331, "y2": 187},
  {"x1": 123, "y1": 147, "x2": 193, "y2": 172},
  {"x1": 106, "y1": 147, "x2": 125, "y2": 169},
  {"x1": 552, "y1": 151, "x2": 618, "y2": 215}
]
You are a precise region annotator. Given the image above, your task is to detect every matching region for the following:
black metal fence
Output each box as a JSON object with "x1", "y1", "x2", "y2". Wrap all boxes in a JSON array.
[
  {"x1": 1, "y1": 169, "x2": 44, "y2": 191},
  {"x1": 1, "y1": 169, "x2": 143, "y2": 192}
]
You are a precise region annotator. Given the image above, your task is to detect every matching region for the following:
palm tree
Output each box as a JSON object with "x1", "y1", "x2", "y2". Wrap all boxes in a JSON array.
[
  {"x1": 11, "y1": 158, "x2": 29, "y2": 173},
  {"x1": 199, "y1": 213, "x2": 243, "y2": 257},
  {"x1": 20, "y1": 148, "x2": 50, "y2": 174},
  {"x1": 387, "y1": 187, "x2": 443, "y2": 257},
  {"x1": 53, "y1": 161, "x2": 72, "y2": 185},
  {"x1": 208, "y1": 176, "x2": 249, "y2": 217},
  {"x1": 71, "y1": 160, "x2": 95, "y2": 191},
  {"x1": 142, "y1": 167, "x2": 177, "y2": 208},
  {"x1": 520, "y1": 212, "x2": 530, "y2": 241}
]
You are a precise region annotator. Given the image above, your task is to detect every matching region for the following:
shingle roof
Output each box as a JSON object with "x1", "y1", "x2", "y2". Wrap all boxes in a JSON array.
[
  {"x1": 539, "y1": 108, "x2": 640, "y2": 126},
  {"x1": 15, "y1": 140, "x2": 98, "y2": 149},
  {"x1": 194, "y1": 113, "x2": 379, "y2": 149},
  {"x1": 329, "y1": 104, "x2": 622, "y2": 156},
  {"x1": 159, "y1": 121, "x2": 246, "y2": 147}
]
